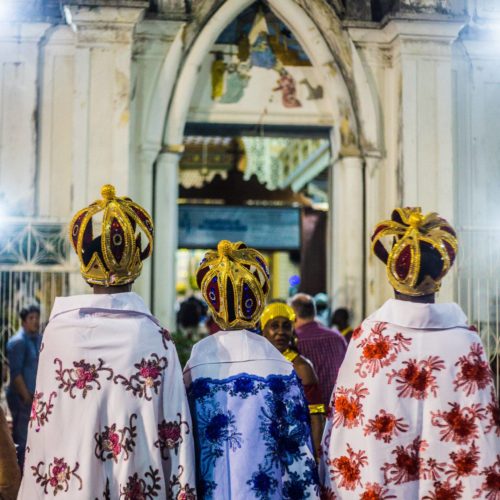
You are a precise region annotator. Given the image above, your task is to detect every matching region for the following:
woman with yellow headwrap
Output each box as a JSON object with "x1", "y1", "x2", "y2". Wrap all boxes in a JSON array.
[
  {"x1": 320, "y1": 208, "x2": 499, "y2": 499},
  {"x1": 184, "y1": 240, "x2": 320, "y2": 499},
  {"x1": 261, "y1": 302, "x2": 325, "y2": 459}
]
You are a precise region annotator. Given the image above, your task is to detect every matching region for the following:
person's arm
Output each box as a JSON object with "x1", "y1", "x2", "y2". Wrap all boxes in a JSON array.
[
  {"x1": 7, "y1": 338, "x2": 32, "y2": 405},
  {"x1": 294, "y1": 357, "x2": 325, "y2": 460},
  {"x1": 12, "y1": 374, "x2": 33, "y2": 405}
]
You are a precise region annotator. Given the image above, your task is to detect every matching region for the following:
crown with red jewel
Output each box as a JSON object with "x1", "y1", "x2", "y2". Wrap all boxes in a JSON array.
[{"x1": 69, "y1": 184, "x2": 154, "y2": 286}]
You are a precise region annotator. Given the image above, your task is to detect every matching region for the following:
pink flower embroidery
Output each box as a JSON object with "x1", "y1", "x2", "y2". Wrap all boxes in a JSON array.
[
  {"x1": 31, "y1": 457, "x2": 82, "y2": 495},
  {"x1": 155, "y1": 413, "x2": 190, "y2": 459}
]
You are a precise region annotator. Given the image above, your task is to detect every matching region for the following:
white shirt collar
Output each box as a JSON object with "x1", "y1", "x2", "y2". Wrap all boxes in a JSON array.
[
  {"x1": 369, "y1": 298, "x2": 469, "y2": 330},
  {"x1": 49, "y1": 292, "x2": 152, "y2": 320}
]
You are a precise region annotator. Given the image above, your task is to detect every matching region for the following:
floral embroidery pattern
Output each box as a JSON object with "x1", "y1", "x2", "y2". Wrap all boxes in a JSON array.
[
  {"x1": 54, "y1": 358, "x2": 113, "y2": 399},
  {"x1": 30, "y1": 391, "x2": 57, "y2": 431},
  {"x1": 327, "y1": 444, "x2": 367, "y2": 491},
  {"x1": 95, "y1": 478, "x2": 110, "y2": 500},
  {"x1": 113, "y1": 354, "x2": 167, "y2": 400},
  {"x1": 422, "y1": 479, "x2": 464, "y2": 500},
  {"x1": 94, "y1": 414, "x2": 137, "y2": 462},
  {"x1": 363, "y1": 409, "x2": 409, "y2": 443},
  {"x1": 159, "y1": 327, "x2": 171, "y2": 349},
  {"x1": 355, "y1": 323, "x2": 411, "y2": 378},
  {"x1": 331, "y1": 383, "x2": 368, "y2": 429},
  {"x1": 246, "y1": 464, "x2": 279, "y2": 499},
  {"x1": 431, "y1": 402, "x2": 486, "y2": 445},
  {"x1": 32, "y1": 457, "x2": 83, "y2": 495},
  {"x1": 154, "y1": 413, "x2": 190, "y2": 459},
  {"x1": 229, "y1": 375, "x2": 259, "y2": 399},
  {"x1": 359, "y1": 482, "x2": 396, "y2": 500},
  {"x1": 453, "y1": 343, "x2": 492, "y2": 396},
  {"x1": 446, "y1": 441, "x2": 480, "y2": 480},
  {"x1": 386, "y1": 356, "x2": 445, "y2": 399},
  {"x1": 485, "y1": 390, "x2": 500, "y2": 437},
  {"x1": 119, "y1": 467, "x2": 161, "y2": 499},
  {"x1": 473, "y1": 455, "x2": 500, "y2": 500},
  {"x1": 169, "y1": 466, "x2": 196, "y2": 500}
]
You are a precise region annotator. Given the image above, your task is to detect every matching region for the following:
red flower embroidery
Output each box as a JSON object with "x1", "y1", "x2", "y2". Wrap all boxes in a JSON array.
[
  {"x1": 446, "y1": 441, "x2": 480, "y2": 480},
  {"x1": 94, "y1": 414, "x2": 137, "y2": 463},
  {"x1": 31, "y1": 457, "x2": 83, "y2": 495},
  {"x1": 363, "y1": 409, "x2": 409, "y2": 443},
  {"x1": 332, "y1": 383, "x2": 368, "y2": 428},
  {"x1": 170, "y1": 465, "x2": 196, "y2": 500},
  {"x1": 120, "y1": 467, "x2": 161, "y2": 499},
  {"x1": 431, "y1": 402, "x2": 486, "y2": 445},
  {"x1": 54, "y1": 358, "x2": 113, "y2": 399},
  {"x1": 327, "y1": 444, "x2": 367, "y2": 491},
  {"x1": 381, "y1": 437, "x2": 428, "y2": 485},
  {"x1": 486, "y1": 390, "x2": 500, "y2": 437},
  {"x1": 159, "y1": 327, "x2": 171, "y2": 349},
  {"x1": 155, "y1": 413, "x2": 190, "y2": 459},
  {"x1": 359, "y1": 482, "x2": 396, "y2": 500},
  {"x1": 474, "y1": 455, "x2": 500, "y2": 500},
  {"x1": 352, "y1": 325, "x2": 363, "y2": 341},
  {"x1": 422, "y1": 479, "x2": 464, "y2": 500},
  {"x1": 114, "y1": 353, "x2": 167, "y2": 400},
  {"x1": 454, "y1": 343, "x2": 492, "y2": 396},
  {"x1": 30, "y1": 391, "x2": 57, "y2": 431},
  {"x1": 387, "y1": 356, "x2": 445, "y2": 399},
  {"x1": 320, "y1": 486, "x2": 337, "y2": 500},
  {"x1": 355, "y1": 323, "x2": 411, "y2": 378}
]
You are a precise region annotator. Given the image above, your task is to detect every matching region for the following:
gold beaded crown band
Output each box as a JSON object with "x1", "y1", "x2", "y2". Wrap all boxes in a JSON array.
[
  {"x1": 371, "y1": 207, "x2": 458, "y2": 297},
  {"x1": 261, "y1": 303, "x2": 296, "y2": 330},
  {"x1": 69, "y1": 184, "x2": 154, "y2": 287},
  {"x1": 196, "y1": 240, "x2": 270, "y2": 330}
]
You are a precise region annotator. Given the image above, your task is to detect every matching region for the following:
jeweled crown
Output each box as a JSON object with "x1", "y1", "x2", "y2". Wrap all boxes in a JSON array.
[
  {"x1": 69, "y1": 184, "x2": 154, "y2": 286},
  {"x1": 371, "y1": 207, "x2": 458, "y2": 296},
  {"x1": 196, "y1": 240, "x2": 270, "y2": 330}
]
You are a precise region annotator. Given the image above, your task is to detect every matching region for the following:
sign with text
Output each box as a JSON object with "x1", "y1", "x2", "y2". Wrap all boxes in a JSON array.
[{"x1": 178, "y1": 205, "x2": 300, "y2": 250}]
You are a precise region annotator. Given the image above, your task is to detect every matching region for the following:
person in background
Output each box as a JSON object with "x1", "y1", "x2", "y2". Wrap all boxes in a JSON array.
[
  {"x1": 177, "y1": 295, "x2": 206, "y2": 340},
  {"x1": 290, "y1": 294, "x2": 347, "y2": 408},
  {"x1": 0, "y1": 406, "x2": 20, "y2": 499},
  {"x1": 331, "y1": 307, "x2": 354, "y2": 344},
  {"x1": 314, "y1": 293, "x2": 330, "y2": 326},
  {"x1": 261, "y1": 302, "x2": 325, "y2": 459},
  {"x1": 321, "y1": 207, "x2": 500, "y2": 499},
  {"x1": 184, "y1": 240, "x2": 320, "y2": 499},
  {"x1": 6, "y1": 304, "x2": 41, "y2": 469},
  {"x1": 18, "y1": 185, "x2": 195, "y2": 499}
]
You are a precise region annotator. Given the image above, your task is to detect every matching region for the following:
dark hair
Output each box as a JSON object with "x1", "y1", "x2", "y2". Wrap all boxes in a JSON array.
[
  {"x1": 416, "y1": 242, "x2": 444, "y2": 286},
  {"x1": 20, "y1": 305, "x2": 40, "y2": 321},
  {"x1": 332, "y1": 307, "x2": 350, "y2": 323},
  {"x1": 290, "y1": 294, "x2": 316, "y2": 319}
]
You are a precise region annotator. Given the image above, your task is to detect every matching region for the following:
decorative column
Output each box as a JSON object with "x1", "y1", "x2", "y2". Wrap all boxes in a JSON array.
[
  {"x1": 153, "y1": 148, "x2": 182, "y2": 330},
  {"x1": 63, "y1": 3, "x2": 147, "y2": 212},
  {"x1": 330, "y1": 156, "x2": 364, "y2": 326}
]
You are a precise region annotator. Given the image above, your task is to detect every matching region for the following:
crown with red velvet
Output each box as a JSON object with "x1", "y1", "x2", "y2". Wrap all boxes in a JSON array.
[
  {"x1": 69, "y1": 184, "x2": 154, "y2": 286},
  {"x1": 196, "y1": 240, "x2": 270, "y2": 330},
  {"x1": 371, "y1": 207, "x2": 458, "y2": 296}
]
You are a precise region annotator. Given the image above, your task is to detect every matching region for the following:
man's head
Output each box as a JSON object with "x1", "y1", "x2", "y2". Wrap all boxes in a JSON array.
[
  {"x1": 371, "y1": 207, "x2": 458, "y2": 302},
  {"x1": 331, "y1": 307, "x2": 350, "y2": 330},
  {"x1": 69, "y1": 184, "x2": 154, "y2": 292},
  {"x1": 196, "y1": 240, "x2": 270, "y2": 330},
  {"x1": 20, "y1": 305, "x2": 40, "y2": 335},
  {"x1": 290, "y1": 293, "x2": 316, "y2": 328}
]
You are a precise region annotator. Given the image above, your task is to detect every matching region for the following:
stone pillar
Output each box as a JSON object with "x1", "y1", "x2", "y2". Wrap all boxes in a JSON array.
[
  {"x1": 330, "y1": 156, "x2": 364, "y2": 326},
  {"x1": 153, "y1": 150, "x2": 181, "y2": 330},
  {"x1": 63, "y1": 4, "x2": 147, "y2": 211}
]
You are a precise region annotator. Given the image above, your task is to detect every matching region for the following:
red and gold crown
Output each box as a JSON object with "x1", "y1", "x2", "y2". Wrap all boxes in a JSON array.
[
  {"x1": 69, "y1": 184, "x2": 154, "y2": 287},
  {"x1": 196, "y1": 240, "x2": 270, "y2": 330},
  {"x1": 371, "y1": 207, "x2": 458, "y2": 296}
]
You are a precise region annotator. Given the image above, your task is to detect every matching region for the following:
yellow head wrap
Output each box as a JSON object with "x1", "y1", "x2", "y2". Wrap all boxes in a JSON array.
[{"x1": 261, "y1": 303, "x2": 296, "y2": 330}]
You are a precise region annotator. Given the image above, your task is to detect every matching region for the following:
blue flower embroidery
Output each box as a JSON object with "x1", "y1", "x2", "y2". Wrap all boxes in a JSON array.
[
  {"x1": 247, "y1": 464, "x2": 279, "y2": 499},
  {"x1": 230, "y1": 375, "x2": 257, "y2": 398}
]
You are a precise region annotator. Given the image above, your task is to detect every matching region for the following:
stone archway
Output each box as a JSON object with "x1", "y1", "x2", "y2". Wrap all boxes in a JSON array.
[{"x1": 142, "y1": 0, "x2": 381, "y2": 328}]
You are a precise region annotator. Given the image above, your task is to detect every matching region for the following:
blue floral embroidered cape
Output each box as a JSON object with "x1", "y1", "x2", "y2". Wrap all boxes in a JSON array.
[{"x1": 188, "y1": 371, "x2": 320, "y2": 499}]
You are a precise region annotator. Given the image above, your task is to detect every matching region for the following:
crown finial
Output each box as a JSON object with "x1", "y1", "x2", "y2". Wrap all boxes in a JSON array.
[
  {"x1": 408, "y1": 209, "x2": 424, "y2": 229},
  {"x1": 218, "y1": 240, "x2": 233, "y2": 257},
  {"x1": 101, "y1": 184, "x2": 116, "y2": 201}
]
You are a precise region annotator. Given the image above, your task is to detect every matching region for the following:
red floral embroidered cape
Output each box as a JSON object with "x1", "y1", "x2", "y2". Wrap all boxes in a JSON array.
[
  {"x1": 320, "y1": 299, "x2": 499, "y2": 500},
  {"x1": 18, "y1": 293, "x2": 196, "y2": 499}
]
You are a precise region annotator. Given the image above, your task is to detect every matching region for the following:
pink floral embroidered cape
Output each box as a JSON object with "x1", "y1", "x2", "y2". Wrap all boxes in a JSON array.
[
  {"x1": 18, "y1": 292, "x2": 196, "y2": 499},
  {"x1": 320, "y1": 298, "x2": 499, "y2": 500}
]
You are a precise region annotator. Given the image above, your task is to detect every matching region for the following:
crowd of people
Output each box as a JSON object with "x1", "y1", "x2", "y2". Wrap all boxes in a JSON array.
[{"x1": 0, "y1": 185, "x2": 498, "y2": 499}]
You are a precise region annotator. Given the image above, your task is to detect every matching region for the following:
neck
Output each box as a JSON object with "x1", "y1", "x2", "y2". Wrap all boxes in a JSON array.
[
  {"x1": 93, "y1": 284, "x2": 132, "y2": 294},
  {"x1": 295, "y1": 317, "x2": 314, "y2": 329},
  {"x1": 394, "y1": 291, "x2": 435, "y2": 304}
]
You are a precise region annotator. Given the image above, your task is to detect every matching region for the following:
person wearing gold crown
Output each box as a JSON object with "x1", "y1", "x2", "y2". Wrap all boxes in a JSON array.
[
  {"x1": 184, "y1": 240, "x2": 320, "y2": 499},
  {"x1": 320, "y1": 208, "x2": 500, "y2": 499},
  {"x1": 18, "y1": 185, "x2": 196, "y2": 499}
]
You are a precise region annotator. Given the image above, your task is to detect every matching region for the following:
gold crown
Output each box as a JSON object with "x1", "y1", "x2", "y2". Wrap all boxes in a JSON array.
[
  {"x1": 69, "y1": 184, "x2": 154, "y2": 287},
  {"x1": 371, "y1": 207, "x2": 458, "y2": 296},
  {"x1": 196, "y1": 240, "x2": 270, "y2": 330},
  {"x1": 261, "y1": 303, "x2": 296, "y2": 330}
]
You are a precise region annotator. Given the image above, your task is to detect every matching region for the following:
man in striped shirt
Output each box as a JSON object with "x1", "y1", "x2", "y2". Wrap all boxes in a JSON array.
[{"x1": 291, "y1": 293, "x2": 347, "y2": 408}]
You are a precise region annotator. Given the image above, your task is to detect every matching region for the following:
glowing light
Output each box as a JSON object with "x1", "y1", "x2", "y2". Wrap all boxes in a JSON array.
[{"x1": 289, "y1": 275, "x2": 301, "y2": 287}]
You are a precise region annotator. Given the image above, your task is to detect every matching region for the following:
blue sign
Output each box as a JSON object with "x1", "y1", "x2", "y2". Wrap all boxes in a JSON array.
[{"x1": 178, "y1": 205, "x2": 300, "y2": 250}]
